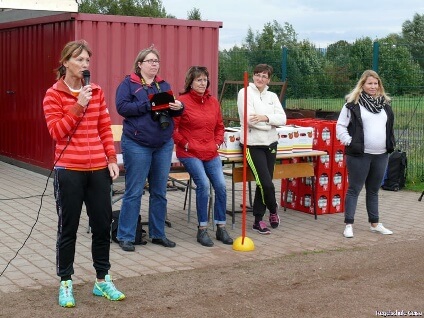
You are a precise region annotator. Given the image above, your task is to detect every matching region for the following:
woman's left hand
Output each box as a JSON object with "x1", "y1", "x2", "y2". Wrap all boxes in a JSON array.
[
  {"x1": 108, "y1": 163, "x2": 120, "y2": 180},
  {"x1": 169, "y1": 100, "x2": 183, "y2": 111},
  {"x1": 249, "y1": 114, "x2": 268, "y2": 124}
]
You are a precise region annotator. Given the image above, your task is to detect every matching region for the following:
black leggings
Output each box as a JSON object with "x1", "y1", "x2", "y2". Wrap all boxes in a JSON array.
[
  {"x1": 54, "y1": 168, "x2": 112, "y2": 280},
  {"x1": 246, "y1": 143, "x2": 278, "y2": 219}
]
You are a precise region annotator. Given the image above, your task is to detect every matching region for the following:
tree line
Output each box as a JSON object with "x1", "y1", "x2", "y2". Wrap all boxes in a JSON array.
[
  {"x1": 78, "y1": 0, "x2": 202, "y2": 20},
  {"x1": 78, "y1": 1, "x2": 424, "y2": 98},
  {"x1": 219, "y1": 15, "x2": 424, "y2": 98}
]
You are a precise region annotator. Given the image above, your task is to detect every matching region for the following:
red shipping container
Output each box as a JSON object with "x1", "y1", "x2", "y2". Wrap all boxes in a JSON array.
[{"x1": 0, "y1": 12, "x2": 222, "y2": 171}]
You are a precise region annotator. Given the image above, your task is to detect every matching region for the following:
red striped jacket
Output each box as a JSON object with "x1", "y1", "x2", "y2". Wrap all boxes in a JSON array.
[{"x1": 43, "y1": 78, "x2": 117, "y2": 170}]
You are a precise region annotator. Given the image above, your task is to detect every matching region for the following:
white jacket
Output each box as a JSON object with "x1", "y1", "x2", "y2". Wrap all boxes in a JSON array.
[{"x1": 237, "y1": 83, "x2": 286, "y2": 146}]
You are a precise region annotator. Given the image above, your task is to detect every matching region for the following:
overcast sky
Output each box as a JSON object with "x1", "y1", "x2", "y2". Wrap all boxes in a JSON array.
[{"x1": 161, "y1": 0, "x2": 424, "y2": 49}]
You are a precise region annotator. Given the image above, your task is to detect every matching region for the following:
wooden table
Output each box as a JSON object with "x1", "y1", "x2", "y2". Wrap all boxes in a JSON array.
[{"x1": 220, "y1": 150, "x2": 327, "y2": 226}]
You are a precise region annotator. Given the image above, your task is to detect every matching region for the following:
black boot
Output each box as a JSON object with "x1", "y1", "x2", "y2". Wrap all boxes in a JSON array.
[
  {"x1": 216, "y1": 226, "x2": 233, "y2": 245},
  {"x1": 197, "y1": 228, "x2": 214, "y2": 247}
]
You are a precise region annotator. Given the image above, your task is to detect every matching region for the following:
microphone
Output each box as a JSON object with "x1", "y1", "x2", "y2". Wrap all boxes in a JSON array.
[
  {"x1": 82, "y1": 70, "x2": 90, "y2": 86},
  {"x1": 82, "y1": 70, "x2": 91, "y2": 108}
]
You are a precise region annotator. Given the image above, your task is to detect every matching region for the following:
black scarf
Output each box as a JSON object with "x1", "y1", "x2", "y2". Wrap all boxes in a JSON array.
[{"x1": 358, "y1": 92, "x2": 386, "y2": 114}]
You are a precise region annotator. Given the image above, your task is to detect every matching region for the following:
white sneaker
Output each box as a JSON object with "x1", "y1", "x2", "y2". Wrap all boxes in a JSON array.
[
  {"x1": 343, "y1": 224, "x2": 353, "y2": 238},
  {"x1": 370, "y1": 223, "x2": 393, "y2": 235}
]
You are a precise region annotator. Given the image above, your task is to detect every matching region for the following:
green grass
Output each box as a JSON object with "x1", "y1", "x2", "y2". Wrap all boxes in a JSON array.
[{"x1": 405, "y1": 181, "x2": 424, "y2": 192}]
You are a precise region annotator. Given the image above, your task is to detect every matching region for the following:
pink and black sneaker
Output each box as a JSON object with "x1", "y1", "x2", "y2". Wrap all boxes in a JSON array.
[
  {"x1": 252, "y1": 221, "x2": 271, "y2": 235},
  {"x1": 269, "y1": 212, "x2": 280, "y2": 229}
]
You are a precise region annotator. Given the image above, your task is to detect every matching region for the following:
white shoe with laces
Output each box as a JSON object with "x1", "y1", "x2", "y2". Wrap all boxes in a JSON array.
[
  {"x1": 343, "y1": 224, "x2": 353, "y2": 238},
  {"x1": 370, "y1": 223, "x2": 393, "y2": 235}
]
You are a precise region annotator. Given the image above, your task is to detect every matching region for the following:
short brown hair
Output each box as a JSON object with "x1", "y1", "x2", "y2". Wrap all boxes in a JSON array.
[{"x1": 253, "y1": 64, "x2": 273, "y2": 78}]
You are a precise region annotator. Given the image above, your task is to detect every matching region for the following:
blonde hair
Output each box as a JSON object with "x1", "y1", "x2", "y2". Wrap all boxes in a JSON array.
[
  {"x1": 345, "y1": 70, "x2": 391, "y2": 104},
  {"x1": 56, "y1": 40, "x2": 92, "y2": 79}
]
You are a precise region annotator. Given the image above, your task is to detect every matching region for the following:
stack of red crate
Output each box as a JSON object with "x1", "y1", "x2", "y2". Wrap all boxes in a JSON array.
[{"x1": 281, "y1": 118, "x2": 348, "y2": 215}]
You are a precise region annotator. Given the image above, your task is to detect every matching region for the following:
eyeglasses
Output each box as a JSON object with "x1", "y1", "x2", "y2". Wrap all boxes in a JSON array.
[
  {"x1": 142, "y1": 59, "x2": 160, "y2": 65},
  {"x1": 254, "y1": 73, "x2": 269, "y2": 80}
]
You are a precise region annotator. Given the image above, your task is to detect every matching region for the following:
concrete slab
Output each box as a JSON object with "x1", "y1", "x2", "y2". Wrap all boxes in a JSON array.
[{"x1": 0, "y1": 160, "x2": 422, "y2": 293}]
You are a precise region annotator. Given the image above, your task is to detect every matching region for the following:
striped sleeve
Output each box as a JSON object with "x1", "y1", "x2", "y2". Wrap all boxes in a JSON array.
[{"x1": 43, "y1": 88, "x2": 84, "y2": 141}]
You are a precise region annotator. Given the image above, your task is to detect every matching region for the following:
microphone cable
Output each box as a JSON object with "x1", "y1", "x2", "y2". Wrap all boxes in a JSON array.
[
  {"x1": 0, "y1": 194, "x2": 53, "y2": 200},
  {"x1": 0, "y1": 106, "x2": 88, "y2": 278}
]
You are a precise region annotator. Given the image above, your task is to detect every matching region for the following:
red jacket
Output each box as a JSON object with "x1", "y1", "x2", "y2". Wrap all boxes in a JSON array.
[
  {"x1": 173, "y1": 89, "x2": 224, "y2": 161},
  {"x1": 43, "y1": 78, "x2": 117, "y2": 170}
]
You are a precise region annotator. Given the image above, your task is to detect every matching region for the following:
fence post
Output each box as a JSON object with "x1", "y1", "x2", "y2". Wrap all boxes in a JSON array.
[
  {"x1": 372, "y1": 41, "x2": 379, "y2": 72},
  {"x1": 281, "y1": 46, "x2": 288, "y2": 108}
]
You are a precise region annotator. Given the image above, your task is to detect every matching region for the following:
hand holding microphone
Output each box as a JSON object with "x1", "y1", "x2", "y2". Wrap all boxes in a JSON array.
[
  {"x1": 83, "y1": 70, "x2": 90, "y2": 85},
  {"x1": 78, "y1": 70, "x2": 92, "y2": 107}
]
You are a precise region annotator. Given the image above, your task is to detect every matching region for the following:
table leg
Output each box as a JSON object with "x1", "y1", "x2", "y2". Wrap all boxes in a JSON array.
[{"x1": 311, "y1": 175, "x2": 317, "y2": 220}]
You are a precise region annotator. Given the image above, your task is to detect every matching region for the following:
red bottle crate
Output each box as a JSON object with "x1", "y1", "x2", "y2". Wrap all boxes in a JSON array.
[
  {"x1": 328, "y1": 188, "x2": 345, "y2": 214},
  {"x1": 280, "y1": 178, "x2": 300, "y2": 210},
  {"x1": 312, "y1": 119, "x2": 335, "y2": 152},
  {"x1": 331, "y1": 144, "x2": 346, "y2": 173},
  {"x1": 330, "y1": 169, "x2": 346, "y2": 193}
]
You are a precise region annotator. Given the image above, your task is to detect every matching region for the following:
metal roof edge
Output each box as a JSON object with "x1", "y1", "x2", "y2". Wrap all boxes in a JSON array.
[
  {"x1": 75, "y1": 13, "x2": 223, "y2": 28},
  {"x1": 0, "y1": 12, "x2": 75, "y2": 29},
  {"x1": 0, "y1": 12, "x2": 222, "y2": 30}
]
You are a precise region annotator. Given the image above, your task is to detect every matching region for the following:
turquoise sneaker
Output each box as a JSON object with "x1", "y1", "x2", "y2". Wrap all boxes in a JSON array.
[
  {"x1": 58, "y1": 280, "x2": 75, "y2": 308},
  {"x1": 93, "y1": 275, "x2": 125, "y2": 301}
]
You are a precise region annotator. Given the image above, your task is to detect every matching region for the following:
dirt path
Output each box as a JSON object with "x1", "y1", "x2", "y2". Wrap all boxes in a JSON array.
[{"x1": 1, "y1": 238, "x2": 423, "y2": 318}]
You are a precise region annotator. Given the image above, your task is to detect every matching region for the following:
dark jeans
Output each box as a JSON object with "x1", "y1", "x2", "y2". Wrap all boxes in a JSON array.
[
  {"x1": 344, "y1": 153, "x2": 389, "y2": 224},
  {"x1": 54, "y1": 168, "x2": 112, "y2": 280}
]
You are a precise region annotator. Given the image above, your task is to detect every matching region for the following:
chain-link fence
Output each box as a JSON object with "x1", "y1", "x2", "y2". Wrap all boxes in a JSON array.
[{"x1": 218, "y1": 42, "x2": 424, "y2": 182}]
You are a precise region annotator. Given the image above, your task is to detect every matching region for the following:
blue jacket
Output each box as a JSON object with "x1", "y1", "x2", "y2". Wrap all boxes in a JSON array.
[{"x1": 116, "y1": 73, "x2": 183, "y2": 147}]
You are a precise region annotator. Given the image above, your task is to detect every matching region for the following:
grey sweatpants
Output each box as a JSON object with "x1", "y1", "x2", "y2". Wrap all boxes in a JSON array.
[{"x1": 344, "y1": 153, "x2": 389, "y2": 224}]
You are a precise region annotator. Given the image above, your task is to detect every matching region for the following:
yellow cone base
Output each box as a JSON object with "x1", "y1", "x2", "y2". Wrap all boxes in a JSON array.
[{"x1": 232, "y1": 236, "x2": 255, "y2": 251}]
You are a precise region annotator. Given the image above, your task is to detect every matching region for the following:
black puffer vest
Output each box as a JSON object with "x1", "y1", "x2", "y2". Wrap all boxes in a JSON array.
[{"x1": 345, "y1": 102, "x2": 395, "y2": 157}]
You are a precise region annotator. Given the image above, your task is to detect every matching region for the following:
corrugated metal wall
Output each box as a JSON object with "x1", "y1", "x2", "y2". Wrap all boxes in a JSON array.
[{"x1": 0, "y1": 13, "x2": 222, "y2": 170}]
